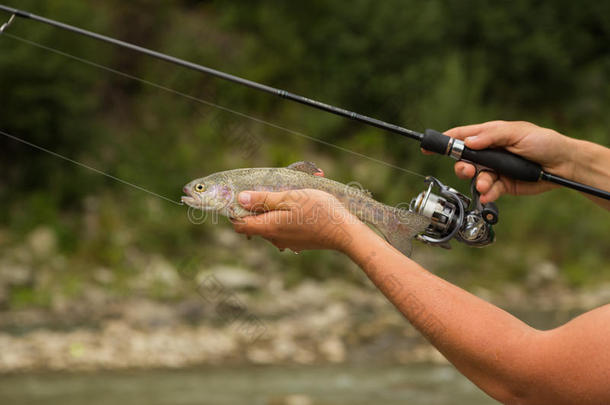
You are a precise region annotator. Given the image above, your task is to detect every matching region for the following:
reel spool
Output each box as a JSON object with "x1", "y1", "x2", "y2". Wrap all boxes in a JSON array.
[{"x1": 410, "y1": 174, "x2": 498, "y2": 248}]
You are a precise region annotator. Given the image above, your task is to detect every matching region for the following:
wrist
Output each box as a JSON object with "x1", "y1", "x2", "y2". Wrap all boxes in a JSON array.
[
  {"x1": 569, "y1": 138, "x2": 610, "y2": 185},
  {"x1": 336, "y1": 220, "x2": 366, "y2": 255},
  {"x1": 337, "y1": 220, "x2": 383, "y2": 258}
]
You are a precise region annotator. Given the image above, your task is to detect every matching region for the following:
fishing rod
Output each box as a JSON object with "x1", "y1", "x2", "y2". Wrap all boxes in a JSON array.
[
  {"x1": 1, "y1": 5, "x2": 609, "y2": 249},
  {"x1": 1, "y1": 5, "x2": 608, "y2": 201}
]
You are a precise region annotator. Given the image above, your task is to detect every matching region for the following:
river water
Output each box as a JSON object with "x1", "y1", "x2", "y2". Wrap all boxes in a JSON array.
[
  {"x1": 0, "y1": 308, "x2": 582, "y2": 404},
  {"x1": 0, "y1": 364, "x2": 498, "y2": 405}
]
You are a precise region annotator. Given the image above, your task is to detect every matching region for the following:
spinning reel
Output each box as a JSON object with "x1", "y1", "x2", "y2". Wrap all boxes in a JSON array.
[{"x1": 410, "y1": 171, "x2": 499, "y2": 248}]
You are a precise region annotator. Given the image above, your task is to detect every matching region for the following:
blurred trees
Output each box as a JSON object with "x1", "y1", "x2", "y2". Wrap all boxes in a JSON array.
[{"x1": 0, "y1": 0, "x2": 608, "y2": 301}]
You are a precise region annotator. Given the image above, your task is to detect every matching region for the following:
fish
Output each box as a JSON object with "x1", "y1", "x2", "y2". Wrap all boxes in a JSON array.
[{"x1": 181, "y1": 161, "x2": 430, "y2": 256}]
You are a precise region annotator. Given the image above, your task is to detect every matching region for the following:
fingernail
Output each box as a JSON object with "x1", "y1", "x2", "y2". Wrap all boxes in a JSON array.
[
  {"x1": 238, "y1": 192, "x2": 251, "y2": 205},
  {"x1": 465, "y1": 135, "x2": 478, "y2": 144}
]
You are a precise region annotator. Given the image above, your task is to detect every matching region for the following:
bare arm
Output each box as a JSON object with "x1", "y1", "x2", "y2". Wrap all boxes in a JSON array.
[
  {"x1": 341, "y1": 220, "x2": 610, "y2": 405},
  {"x1": 233, "y1": 189, "x2": 610, "y2": 404}
]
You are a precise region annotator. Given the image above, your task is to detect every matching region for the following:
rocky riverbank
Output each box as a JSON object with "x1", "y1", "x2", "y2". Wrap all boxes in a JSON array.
[{"x1": 1, "y1": 264, "x2": 609, "y2": 373}]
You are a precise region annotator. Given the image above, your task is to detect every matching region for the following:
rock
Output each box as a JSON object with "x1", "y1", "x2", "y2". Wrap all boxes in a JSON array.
[
  {"x1": 291, "y1": 280, "x2": 328, "y2": 308},
  {"x1": 83, "y1": 286, "x2": 111, "y2": 308},
  {"x1": 318, "y1": 336, "x2": 346, "y2": 363},
  {"x1": 268, "y1": 394, "x2": 313, "y2": 405},
  {"x1": 10, "y1": 246, "x2": 32, "y2": 264},
  {"x1": 527, "y1": 261, "x2": 559, "y2": 289},
  {"x1": 412, "y1": 344, "x2": 449, "y2": 364},
  {"x1": 576, "y1": 283, "x2": 610, "y2": 309},
  {"x1": 200, "y1": 265, "x2": 262, "y2": 290},
  {"x1": 132, "y1": 255, "x2": 181, "y2": 291},
  {"x1": 148, "y1": 256, "x2": 180, "y2": 287},
  {"x1": 242, "y1": 246, "x2": 269, "y2": 268},
  {"x1": 93, "y1": 267, "x2": 116, "y2": 285},
  {"x1": 503, "y1": 283, "x2": 527, "y2": 308},
  {"x1": 216, "y1": 228, "x2": 241, "y2": 246},
  {"x1": 246, "y1": 347, "x2": 275, "y2": 364},
  {"x1": 293, "y1": 348, "x2": 316, "y2": 365},
  {"x1": 0, "y1": 284, "x2": 7, "y2": 307},
  {"x1": 121, "y1": 299, "x2": 178, "y2": 328},
  {"x1": 27, "y1": 227, "x2": 57, "y2": 258},
  {"x1": 51, "y1": 291, "x2": 70, "y2": 313},
  {"x1": 0, "y1": 263, "x2": 33, "y2": 286}
]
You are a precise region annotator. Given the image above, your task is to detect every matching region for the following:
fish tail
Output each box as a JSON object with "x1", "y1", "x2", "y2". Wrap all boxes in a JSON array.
[{"x1": 368, "y1": 206, "x2": 429, "y2": 257}]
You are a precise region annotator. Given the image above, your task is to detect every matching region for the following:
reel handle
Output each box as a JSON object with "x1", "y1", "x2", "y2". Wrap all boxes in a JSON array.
[
  {"x1": 421, "y1": 129, "x2": 542, "y2": 182},
  {"x1": 481, "y1": 201, "x2": 499, "y2": 225}
]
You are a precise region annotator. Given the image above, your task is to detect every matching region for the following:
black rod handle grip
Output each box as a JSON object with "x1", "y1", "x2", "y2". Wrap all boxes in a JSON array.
[{"x1": 421, "y1": 129, "x2": 542, "y2": 182}]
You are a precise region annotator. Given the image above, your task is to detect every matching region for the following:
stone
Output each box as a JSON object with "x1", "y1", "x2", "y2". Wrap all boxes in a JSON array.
[
  {"x1": 200, "y1": 265, "x2": 262, "y2": 290},
  {"x1": 93, "y1": 267, "x2": 115, "y2": 285},
  {"x1": 0, "y1": 263, "x2": 32, "y2": 286},
  {"x1": 132, "y1": 255, "x2": 181, "y2": 291},
  {"x1": 280, "y1": 394, "x2": 313, "y2": 405},
  {"x1": 27, "y1": 227, "x2": 57, "y2": 258},
  {"x1": 318, "y1": 336, "x2": 346, "y2": 363},
  {"x1": 527, "y1": 261, "x2": 559, "y2": 289}
]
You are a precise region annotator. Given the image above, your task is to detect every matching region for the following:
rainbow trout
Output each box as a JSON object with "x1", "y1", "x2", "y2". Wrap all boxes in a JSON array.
[{"x1": 182, "y1": 162, "x2": 429, "y2": 256}]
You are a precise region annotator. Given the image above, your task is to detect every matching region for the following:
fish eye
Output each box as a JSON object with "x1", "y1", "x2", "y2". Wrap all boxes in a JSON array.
[{"x1": 194, "y1": 183, "x2": 205, "y2": 193}]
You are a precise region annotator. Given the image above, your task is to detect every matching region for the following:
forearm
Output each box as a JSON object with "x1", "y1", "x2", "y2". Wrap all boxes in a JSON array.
[
  {"x1": 341, "y1": 222, "x2": 546, "y2": 404},
  {"x1": 235, "y1": 187, "x2": 609, "y2": 403},
  {"x1": 568, "y1": 137, "x2": 610, "y2": 210}
]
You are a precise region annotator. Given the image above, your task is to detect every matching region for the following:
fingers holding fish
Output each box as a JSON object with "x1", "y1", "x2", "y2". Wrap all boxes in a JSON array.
[
  {"x1": 238, "y1": 190, "x2": 296, "y2": 213},
  {"x1": 231, "y1": 189, "x2": 361, "y2": 252},
  {"x1": 233, "y1": 210, "x2": 302, "y2": 240},
  {"x1": 232, "y1": 212, "x2": 306, "y2": 252},
  {"x1": 233, "y1": 210, "x2": 279, "y2": 237}
]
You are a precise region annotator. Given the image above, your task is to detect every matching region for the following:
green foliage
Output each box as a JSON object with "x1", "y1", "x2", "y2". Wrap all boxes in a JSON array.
[
  {"x1": 0, "y1": 1, "x2": 113, "y2": 207},
  {"x1": 0, "y1": 0, "x2": 609, "y2": 309}
]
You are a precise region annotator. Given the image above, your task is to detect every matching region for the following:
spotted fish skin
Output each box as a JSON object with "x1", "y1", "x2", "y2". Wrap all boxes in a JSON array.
[{"x1": 182, "y1": 163, "x2": 429, "y2": 256}]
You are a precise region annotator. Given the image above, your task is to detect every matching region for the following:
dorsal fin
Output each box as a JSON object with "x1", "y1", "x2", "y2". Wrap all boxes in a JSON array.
[{"x1": 287, "y1": 161, "x2": 324, "y2": 176}]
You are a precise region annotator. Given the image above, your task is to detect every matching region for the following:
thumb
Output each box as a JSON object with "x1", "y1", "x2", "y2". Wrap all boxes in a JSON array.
[
  {"x1": 463, "y1": 121, "x2": 523, "y2": 150},
  {"x1": 238, "y1": 190, "x2": 307, "y2": 212}
]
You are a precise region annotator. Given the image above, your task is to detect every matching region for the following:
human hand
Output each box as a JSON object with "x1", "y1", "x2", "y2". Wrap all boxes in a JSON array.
[
  {"x1": 231, "y1": 189, "x2": 363, "y2": 253},
  {"x1": 443, "y1": 121, "x2": 575, "y2": 203}
]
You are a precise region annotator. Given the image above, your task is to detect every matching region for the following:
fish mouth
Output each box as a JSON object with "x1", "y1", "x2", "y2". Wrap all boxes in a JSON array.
[
  {"x1": 181, "y1": 195, "x2": 200, "y2": 207},
  {"x1": 181, "y1": 189, "x2": 204, "y2": 208}
]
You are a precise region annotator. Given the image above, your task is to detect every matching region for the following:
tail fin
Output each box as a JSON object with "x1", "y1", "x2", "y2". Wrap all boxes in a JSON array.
[{"x1": 370, "y1": 208, "x2": 429, "y2": 257}]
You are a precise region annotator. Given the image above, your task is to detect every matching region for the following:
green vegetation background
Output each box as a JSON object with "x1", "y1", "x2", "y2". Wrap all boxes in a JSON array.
[{"x1": 0, "y1": 0, "x2": 609, "y2": 309}]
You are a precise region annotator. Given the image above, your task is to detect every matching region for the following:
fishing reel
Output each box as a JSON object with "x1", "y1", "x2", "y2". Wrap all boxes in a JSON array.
[{"x1": 409, "y1": 172, "x2": 499, "y2": 248}]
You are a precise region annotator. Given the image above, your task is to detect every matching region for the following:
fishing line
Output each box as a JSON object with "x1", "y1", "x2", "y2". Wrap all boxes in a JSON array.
[
  {"x1": 3, "y1": 32, "x2": 426, "y2": 180},
  {"x1": 3, "y1": 6, "x2": 607, "y2": 199},
  {"x1": 0, "y1": 129, "x2": 183, "y2": 206}
]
